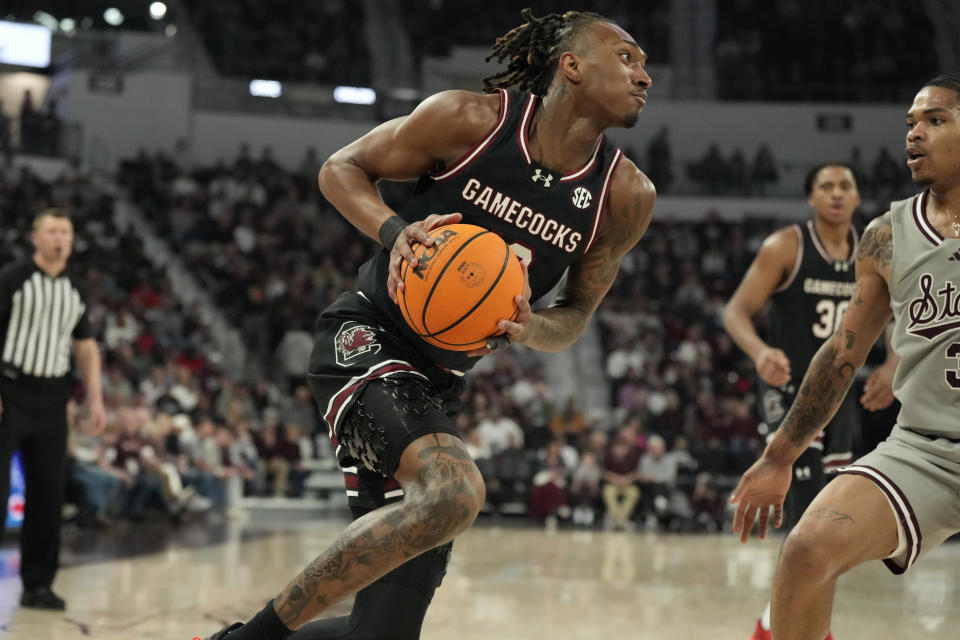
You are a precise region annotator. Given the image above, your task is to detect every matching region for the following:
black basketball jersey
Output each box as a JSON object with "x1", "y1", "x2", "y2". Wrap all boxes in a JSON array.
[
  {"x1": 768, "y1": 220, "x2": 858, "y2": 388},
  {"x1": 353, "y1": 89, "x2": 624, "y2": 372}
]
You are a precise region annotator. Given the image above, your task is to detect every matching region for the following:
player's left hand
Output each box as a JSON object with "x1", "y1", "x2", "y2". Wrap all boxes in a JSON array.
[
  {"x1": 860, "y1": 361, "x2": 896, "y2": 411},
  {"x1": 466, "y1": 262, "x2": 532, "y2": 357},
  {"x1": 388, "y1": 212, "x2": 463, "y2": 304},
  {"x1": 86, "y1": 396, "x2": 107, "y2": 436},
  {"x1": 729, "y1": 455, "x2": 792, "y2": 543}
]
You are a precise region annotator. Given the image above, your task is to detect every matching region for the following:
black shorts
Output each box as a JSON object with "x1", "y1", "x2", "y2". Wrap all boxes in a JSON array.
[
  {"x1": 758, "y1": 380, "x2": 859, "y2": 473},
  {"x1": 307, "y1": 292, "x2": 466, "y2": 510}
]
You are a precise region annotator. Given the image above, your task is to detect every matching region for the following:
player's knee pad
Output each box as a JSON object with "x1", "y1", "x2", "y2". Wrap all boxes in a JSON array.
[{"x1": 783, "y1": 447, "x2": 826, "y2": 530}]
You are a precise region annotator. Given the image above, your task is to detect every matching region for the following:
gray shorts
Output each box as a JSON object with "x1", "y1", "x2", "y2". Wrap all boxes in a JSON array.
[{"x1": 839, "y1": 425, "x2": 960, "y2": 574}]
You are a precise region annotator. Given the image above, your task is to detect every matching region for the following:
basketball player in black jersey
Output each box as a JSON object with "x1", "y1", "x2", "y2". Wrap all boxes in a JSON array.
[
  {"x1": 200, "y1": 9, "x2": 656, "y2": 640},
  {"x1": 723, "y1": 163, "x2": 895, "y2": 640}
]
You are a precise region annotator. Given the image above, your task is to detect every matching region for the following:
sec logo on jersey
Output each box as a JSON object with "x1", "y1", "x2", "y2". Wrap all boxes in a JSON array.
[{"x1": 571, "y1": 186, "x2": 593, "y2": 209}]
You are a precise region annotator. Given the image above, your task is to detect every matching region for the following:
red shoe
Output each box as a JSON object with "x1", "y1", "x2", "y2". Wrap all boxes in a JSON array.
[{"x1": 748, "y1": 620, "x2": 771, "y2": 640}]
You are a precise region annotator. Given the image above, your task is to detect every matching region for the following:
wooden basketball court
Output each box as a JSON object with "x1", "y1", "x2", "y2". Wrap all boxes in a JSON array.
[{"x1": 0, "y1": 515, "x2": 957, "y2": 639}]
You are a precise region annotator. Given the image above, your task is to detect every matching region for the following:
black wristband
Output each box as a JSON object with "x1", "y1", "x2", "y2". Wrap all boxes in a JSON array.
[
  {"x1": 486, "y1": 335, "x2": 512, "y2": 351},
  {"x1": 378, "y1": 216, "x2": 409, "y2": 250}
]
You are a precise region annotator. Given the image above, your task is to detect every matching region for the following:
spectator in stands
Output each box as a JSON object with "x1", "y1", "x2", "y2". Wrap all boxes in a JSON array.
[
  {"x1": 214, "y1": 425, "x2": 254, "y2": 505},
  {"x1": 110, "y1": 408, "x2": 167, "y2": 520},
  {"x1": 18, "y1": 89, "x2": 37, "y2": 153},
  {"x1": 689, "y1": 472, "x2": 724, "y2": 532},
  {"x1": 605, "y1": 337, "x2": 645, "y2": 403},
  {"x1": 674, "y1": 324, "x2": 712, "y2": 367},
  {"x1": 103, "y1": 306, "x2": 140, "y2": 350},
  {"x1": 688, "y1": 143, "x2": 728, "y2": 193},
  {"x1": 646, "y1": 125, "x2": 673, "y2": 193},
  {"x1": 548, "y1": 396, "x2": 587, "y2": 440},
  {"x1": 569, "y1": 450, "x2": 603, "y2": 526},
  {"x1": 750, "y1": 144, "x2": 779, "y2": 195},
  {"x1": 508, "y1": 371, "x2": 555, "y2": 450},
  {"x1": 67, "y1": 411, "x2": 122, "y2": 529},
  {"x1": 182, "y1": 418, "x2": 227, "y2": 508},
  {"x1": 275, "y1": 328, "x2": 313, "y2": 393},
  {"x1": 871, "y1": 146, "x2": 906, "y2": 200},
  {"x1": 254, "y1": 423, "x2": 291, "y2": 498},
  {"x1": 728, "y1": 148, "x2": 749, "y2": 194},
  {"x1": 601, "y1": 438, "x2": 640, "y2": 530},
  {"x1": 217, "y1": 380, "x2": 259, "y2": 426},
  {"x1": 296, "y1": 147, "x2": 323, "y2": 181},
  {"x1": 637, "y1": 434, "x2": 690, "y2": 529},
  {"x1": 528, "y1": 438, "x2": 571, "y2": 524},
  {"x1": 282, "y1": 385, "x2": 320, "y2": 447},
  {"x1": 848, "y1": 146, "x2": 868, "y2": 194},
  {"x1": 614, "y1": 367, "x2": 647, "y2": 416},
  {"x1": 616, "y1": 414, "x2": 648, "y2": 454},
  {"x1": 475, "y1": 405, "x2": 524, "y2": 456},
  {"x1": 282, "y1": 424, "x2": 310, "y2": 498}
]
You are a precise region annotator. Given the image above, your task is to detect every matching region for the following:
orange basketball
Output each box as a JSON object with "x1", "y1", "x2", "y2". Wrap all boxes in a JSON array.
[{"x1": 398, "y1": 223, "x2": 523, "y2": 351}]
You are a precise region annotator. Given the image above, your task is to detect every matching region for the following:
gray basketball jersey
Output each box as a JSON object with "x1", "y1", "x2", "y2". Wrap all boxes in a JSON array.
[{"x1": 888, "y1": 191, "x2": 960, "y2": 437}]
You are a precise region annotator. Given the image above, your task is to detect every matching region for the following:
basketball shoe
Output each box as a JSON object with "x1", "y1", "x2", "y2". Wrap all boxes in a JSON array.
[
  {"x1": 748, "y1": 620, "x2": 771, "y2": 640},
  {"x1": 748, "y1": 620, "x2": 834, "y2": 640},
  {"x1": 194, "y1": 622, "x2": 243, "y2": 640}
]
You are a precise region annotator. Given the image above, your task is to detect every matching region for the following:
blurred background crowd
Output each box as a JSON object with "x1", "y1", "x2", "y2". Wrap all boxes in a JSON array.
[
  {"x1": 0, "y1": 139, "x2": 896, "y2": 533},
  {"x1": 0, "y1": 0, "x2": 928, "y2": 534}
]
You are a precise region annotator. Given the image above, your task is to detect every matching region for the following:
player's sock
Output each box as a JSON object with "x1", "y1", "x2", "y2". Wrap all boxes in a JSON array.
[{"x1": 760, "y1": 601, "x2": 771, "y2": 631}]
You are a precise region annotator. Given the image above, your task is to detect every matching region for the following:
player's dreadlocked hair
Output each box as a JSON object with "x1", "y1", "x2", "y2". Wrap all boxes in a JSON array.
[{"x1": 482, "y1": 8, "x2": 611, "y2": 97}]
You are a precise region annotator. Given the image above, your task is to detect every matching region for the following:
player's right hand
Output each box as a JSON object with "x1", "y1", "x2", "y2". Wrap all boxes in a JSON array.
[
  {"x1": 465, "y1": 261, "x2": 533, "y2": 358},
  {"x1": 387, "y1": 212, "x2": 462, "y2": 303},
  {"x1": 729, "y1": 455, "x2": 792, "y2": 543},
  {"x1": 754, "y1": 347, "x2": 791, "y2": 387}
]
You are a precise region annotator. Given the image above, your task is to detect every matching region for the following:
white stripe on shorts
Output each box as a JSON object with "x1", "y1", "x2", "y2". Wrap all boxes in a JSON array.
[{"x1": 840, "y1": 464, "x2": 921, "y2": 571}]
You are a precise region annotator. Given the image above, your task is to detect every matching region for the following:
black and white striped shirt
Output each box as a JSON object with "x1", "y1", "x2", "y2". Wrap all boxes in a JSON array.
[{"x1": 0, "y1": 260, "x2": 93, "y2": 379}]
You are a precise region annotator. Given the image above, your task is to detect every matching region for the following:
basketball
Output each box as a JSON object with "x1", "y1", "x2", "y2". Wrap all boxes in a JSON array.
[{"x1": 398, "y1": 223, "x2": 523, "y2": 351}]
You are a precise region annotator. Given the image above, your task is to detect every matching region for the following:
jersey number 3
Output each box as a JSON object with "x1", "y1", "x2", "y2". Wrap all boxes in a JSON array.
[
  {"x1": 812, "y1": 299, "x2": 849, "y2": 339},
  {"x1": 508, "y1": 242, "x2": 534, "y2": 266},
  {"x1": 948, "y1": 343, "x2": 960, "y2": 390}
]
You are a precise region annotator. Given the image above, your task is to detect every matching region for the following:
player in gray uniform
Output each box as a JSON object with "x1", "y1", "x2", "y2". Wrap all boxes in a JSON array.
[{"x1": 730, "y1": 73, "x2": 960, "y2": 640}]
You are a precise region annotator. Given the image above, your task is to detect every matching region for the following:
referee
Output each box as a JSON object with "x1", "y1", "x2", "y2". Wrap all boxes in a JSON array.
[{"x1": 0, "y1": 209, "x2": 105, "y2": 610}]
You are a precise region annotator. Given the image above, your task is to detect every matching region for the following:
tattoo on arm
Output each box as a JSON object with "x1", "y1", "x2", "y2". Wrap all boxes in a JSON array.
[
  {"x1": 781, "y1": 341, "x2": 858, "y2": 447},
  {"x1": 857, "y1": 215, "x2": 894, "y2": 271},
  {"x1": 536, "y1": 180, "x2": 654, "y2": 350},
  {"x1": 845, "y1": 330, "x2": 855, "y2": 349},
  {"x1": 808, "y1": 507, "x2": 855, "y2": 523}
]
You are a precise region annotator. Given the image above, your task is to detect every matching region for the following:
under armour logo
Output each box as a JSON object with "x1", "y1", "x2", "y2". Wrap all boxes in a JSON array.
[
  {"x1": 834, "y1": 262, "x2": 850, "y2": 272},
  {"x1": 531, "y1": 169, "x2": 554, "y2": 187},
  {"x1": 949, "y1": 249, "x2": 960, "y2": 262},
  {"x1": 795, "y1": 466, "x2": 812, "y2": 481}
]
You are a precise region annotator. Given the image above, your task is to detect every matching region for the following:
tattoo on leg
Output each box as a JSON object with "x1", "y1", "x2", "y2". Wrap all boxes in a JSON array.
[
  {"x1": 809, "y1": 507, "x2": 855, "y2": 523},
  {"x1": 272, "y1": 433, "x2": 479, "y2": 629}
]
